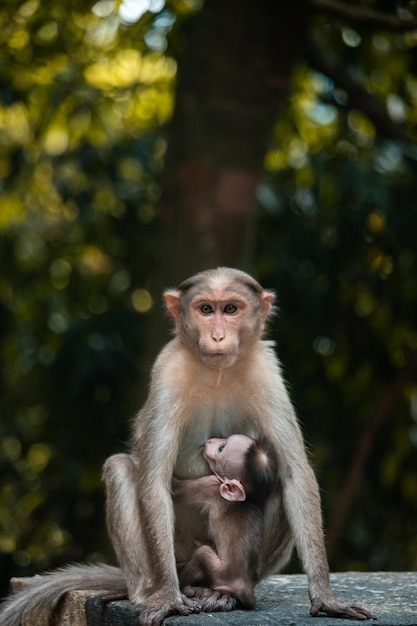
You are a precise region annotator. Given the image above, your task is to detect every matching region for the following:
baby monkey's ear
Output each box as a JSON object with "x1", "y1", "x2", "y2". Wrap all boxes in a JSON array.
[{"x1": 219, "y1": 479, "x2": 246, "y2": 502}]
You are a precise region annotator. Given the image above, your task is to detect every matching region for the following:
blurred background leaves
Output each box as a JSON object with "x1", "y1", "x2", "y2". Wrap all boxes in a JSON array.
[{"x1": 0, "y1": 0, "x2": 416, "y2": 594}]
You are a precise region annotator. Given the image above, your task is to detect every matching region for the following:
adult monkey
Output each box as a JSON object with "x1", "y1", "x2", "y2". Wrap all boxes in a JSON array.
[
  {"x1": 0, "y1": 267, "x2": 376, "y2": 626},
  {"x1": 104, "y1": 267, "x2": 375, "y2": 624}
]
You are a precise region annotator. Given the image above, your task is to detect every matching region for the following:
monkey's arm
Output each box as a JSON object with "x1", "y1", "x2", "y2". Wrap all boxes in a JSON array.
[
  {"x1": 172, "y1": 475, "x2": 220, "y2": 505},
  {"x1": 263, "y1": 373, "x2": 376, "y2": 620},
  {"x1": 284, "y1": 462, "x2": 375, "y2": 620}
]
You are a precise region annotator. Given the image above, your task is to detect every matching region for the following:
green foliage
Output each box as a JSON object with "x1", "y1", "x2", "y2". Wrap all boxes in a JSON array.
[
  {"x1": 0, "y1": 0, "x2": 196, "y2": 590},
  {"x1": 0, "y1": 0, "x2": 416, "y2": 595},
  {"x1": 257, "y1": 15, "x2": 417, "y2": 568}
]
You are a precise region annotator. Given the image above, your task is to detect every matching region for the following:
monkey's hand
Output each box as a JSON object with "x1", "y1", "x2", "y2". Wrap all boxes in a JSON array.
[
  {"x1": 183, "y1": 586, "x2": 238, "y2": 612},
  {"x1": 310, "y1": 594, "x2": 377, "y2": 620},
  {"x1": 139, "y1": 591, "x2": 200, "y2": 626}
]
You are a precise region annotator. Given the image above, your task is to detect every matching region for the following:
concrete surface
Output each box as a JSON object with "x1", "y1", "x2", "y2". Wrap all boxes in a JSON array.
[
  {"x1": 85, "y1": 572, "x2": 417, "y2": 626},
  {"x1": 10, "y1": 571, "x2": 417, "y2": 625}
]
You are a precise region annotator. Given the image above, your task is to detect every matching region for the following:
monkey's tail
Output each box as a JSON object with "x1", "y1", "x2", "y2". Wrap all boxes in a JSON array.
[{"x1": 0, "y1": 562, "x2": 127, "y2": 626}]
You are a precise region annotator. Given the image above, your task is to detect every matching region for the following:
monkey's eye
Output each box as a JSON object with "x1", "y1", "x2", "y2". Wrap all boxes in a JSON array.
[
  {"x1": 199, "y1": 304, "x2": 214, "y2": 315},
  {"x1": 224, "y1": 304, "x2": 238, "y2": 315}
]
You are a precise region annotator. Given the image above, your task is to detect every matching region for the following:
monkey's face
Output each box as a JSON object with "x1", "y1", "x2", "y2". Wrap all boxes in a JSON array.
[
  {"x1": 164, "y1": 269, "x2": 276, "y2": 370},
  {"x1": 203, "y1": 434, "x2": 252, "y2": 481},
  {"x1": 189, "y1": 297, "x2": 249, "y2": 369},
  {"x1": 184, "y1": 279, "x2": 273, "y2": 369}
]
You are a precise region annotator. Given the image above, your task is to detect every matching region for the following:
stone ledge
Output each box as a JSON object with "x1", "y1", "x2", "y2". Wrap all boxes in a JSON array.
[
  {"x1": 85, "y1": 572, "x2": 417, "y2": 626},
  {"x1": 12, "y1": 572, "x2": 417, "y2": 626}
]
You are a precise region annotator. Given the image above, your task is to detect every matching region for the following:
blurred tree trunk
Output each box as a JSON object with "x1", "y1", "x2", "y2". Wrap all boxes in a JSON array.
[
  {"x1": 145, "y1": 0, "x2": 311, "y2": 357},
  {"x1": 154, "y1": 0, "x2": 311, "y2": 292}
]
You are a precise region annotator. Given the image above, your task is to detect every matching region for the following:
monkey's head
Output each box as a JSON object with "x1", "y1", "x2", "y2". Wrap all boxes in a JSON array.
[
  {"x1": 203, "y1": 433, "x2": 278, "y2": 505},
  {"x1": 203, "y1": 434, "x2": 253, "y2": 502},
  {"x1": 242, "y1": 435, "x2": 278, "y2": 505},
  {"x1": 164, "y1": 267, "x2": 275, "y2": 370}
]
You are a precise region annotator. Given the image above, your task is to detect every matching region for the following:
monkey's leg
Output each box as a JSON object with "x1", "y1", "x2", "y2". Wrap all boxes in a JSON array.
[
  {"x1": 180, "y1": 546, "x2": 238, "y2": 613},
  {"x1": 103, "y1": 454, "x2": 150, "y2": 605},
  {"x1": 103, "y1": 454, "x2": 198, "y2": 626},
  {"x1": 194, "y1": 545, "x2": 255, "y2": 610},
  {"x1": 178, "y1": 545, "x2": 212, "y2": 588}
]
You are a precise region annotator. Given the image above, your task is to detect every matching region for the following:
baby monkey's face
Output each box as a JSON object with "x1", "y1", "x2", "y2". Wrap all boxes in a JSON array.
[{"x1": 203, "y1": 434, "x2": 253, "y2": 481}]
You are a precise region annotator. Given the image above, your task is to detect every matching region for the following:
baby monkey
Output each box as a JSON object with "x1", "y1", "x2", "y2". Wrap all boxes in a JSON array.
[{"x1": 172, "y1": 434, "x2": 278, "y2": 609}]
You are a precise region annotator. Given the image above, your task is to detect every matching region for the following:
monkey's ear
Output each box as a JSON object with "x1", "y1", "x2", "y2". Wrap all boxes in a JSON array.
[
  {"x1": 261, "y1": 290, "x2": 276, "y2": 321},
  {"x1": 164, "y1": 291, "x2": 181, "y2": 321},
  {"x1": 219, "y1": 479, "x2": 246, "y2": 502}
]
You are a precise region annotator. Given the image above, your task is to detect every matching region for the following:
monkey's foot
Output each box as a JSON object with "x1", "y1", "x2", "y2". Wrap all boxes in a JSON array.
[
  {"x1": 183, "y1": 585, "x2": 237, "y2": 612},
  {"x1": 310, "y1": 596, "x2": 377, "y2": 620},
  {"x1": 139, "y1": 594, "x2": 200, "y2": 626}
]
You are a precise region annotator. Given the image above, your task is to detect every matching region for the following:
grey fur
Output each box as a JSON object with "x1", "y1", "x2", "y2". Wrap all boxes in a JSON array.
[{"x1": 0, "y1": 563, "x2": 126, "y2": 626}]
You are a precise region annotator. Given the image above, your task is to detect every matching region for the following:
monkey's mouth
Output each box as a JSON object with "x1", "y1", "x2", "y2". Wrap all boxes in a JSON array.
[
  {"x1": 201, "y1": 350, "x2": 233, "y2": 358},
  {"x1": 200, "y1": 350, "x2": 237, "y2": 368}
]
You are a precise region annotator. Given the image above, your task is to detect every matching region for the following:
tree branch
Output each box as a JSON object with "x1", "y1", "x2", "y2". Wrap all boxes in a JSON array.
[{"x1": 302, "y1": 0, "x2": 417, "y2": 31}]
